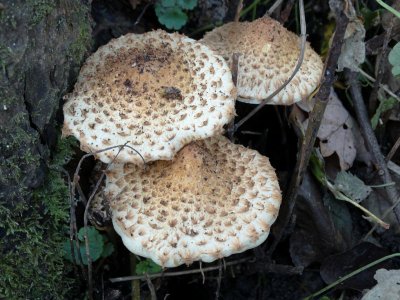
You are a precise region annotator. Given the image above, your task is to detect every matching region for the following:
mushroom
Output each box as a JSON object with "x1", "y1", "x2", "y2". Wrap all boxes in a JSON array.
[
  {"x1": 62, "y1": 30, "x2": 236, "y2": 164},
  {"x1": 201, "y1": 17, "x2": 323, "y2": 105},
  {"x1": 105, "y1": 135, "x2": 281, "y2": 267}
]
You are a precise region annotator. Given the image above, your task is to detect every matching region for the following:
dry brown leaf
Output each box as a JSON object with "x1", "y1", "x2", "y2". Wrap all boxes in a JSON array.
[{"x1": 317, "y1": 91, "x2": 357, "y2": 170}]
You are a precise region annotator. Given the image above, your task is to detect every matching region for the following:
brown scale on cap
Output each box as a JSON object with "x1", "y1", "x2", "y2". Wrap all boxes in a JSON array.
[
  {"x1": 201, "y1": 17, "x2": 324, "y2": 105},
  {"x1": 105, "y1": 136, "x2": 282, "y2": 268},
  {"x1": 63, "y1": 30, "x2": 236, "y2": 164}
]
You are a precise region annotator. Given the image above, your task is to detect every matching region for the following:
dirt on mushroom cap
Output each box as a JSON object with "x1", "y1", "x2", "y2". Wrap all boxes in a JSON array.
[
  {"x1": 62, "y1": 30, "x2": 236, "y2": 164},
  {"x1": 201, "y1": 17, "x2": 323, "y2": 105},
  {"x1": 105, "y1": 135, "x2": 282, "y2": 268}
]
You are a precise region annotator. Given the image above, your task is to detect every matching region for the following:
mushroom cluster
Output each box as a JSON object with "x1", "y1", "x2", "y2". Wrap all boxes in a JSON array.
[{"x1": 64, "y1": 16, "x2": 323, "y2": 268}]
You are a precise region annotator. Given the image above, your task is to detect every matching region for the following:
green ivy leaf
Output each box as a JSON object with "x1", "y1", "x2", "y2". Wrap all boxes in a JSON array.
[
  {"x1": 177, "y1": 0, "x2": 197, "y2": 10},
  {"x1": 155, "y1": 5, "x2": 188, "y2": 30},
  {"x1": 388, "y1": 42, "x2": 400, "y2": 77},
  {"x1": 135, "y1": 259, "x2": 163, "y2": 275},
  {"x1": 101, "y1": 242, "x2": 115, "y2": 258},
  {"x1": 371, "y1": 97, "x2": 397, "y2": 129},
  {"x1": 159, "y1": 0, "x2": 177, "y2": 7},
  {"x1": 63, "y1": 226, "x2": 112, "y2": 265}
]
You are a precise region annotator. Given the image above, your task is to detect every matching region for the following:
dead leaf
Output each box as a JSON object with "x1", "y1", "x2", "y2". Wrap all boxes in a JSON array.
[
  {"x1": 317, "y1": 91, "x2": 357, "y2": 170},
  {"x1": 334, "y1": 171, "x2": 373, "y2": 203},
  {"x1": 337, "y1": 19, "x2": 366, "y2": 71},
  {"x1": 320, "y1": 242, "x2": 394, "y2": 291},
  {"x1": 289, "y1": 172, "x2": 349, "y2": 267},
  {"x1": 362, "y1": 269, "x2": 400, "y2": 300}
]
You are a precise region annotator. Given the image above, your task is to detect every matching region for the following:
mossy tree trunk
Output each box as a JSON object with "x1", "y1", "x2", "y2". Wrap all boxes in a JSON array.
[{"x1": 0, "y1": 0, "x2": 92, "y2": 298}]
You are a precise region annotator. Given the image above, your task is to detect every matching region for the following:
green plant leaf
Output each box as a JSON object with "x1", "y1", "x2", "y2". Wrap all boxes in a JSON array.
[
  {"x1": 177, "y1": 0, "x2": 197, "y2": 10},
  {"x1": 159, "y1": 0, "x2": 177, "y2": 7},
  {"x1": 101, "y1": 242, "x2": 114, "y2": 258},
  {"x1": 371, "y1": 97, "x2": 397, "y2": 129},
  {"x1": 334, "y1": 171, "x2": 372, "y2": 203},
  {"x1": 135, "y1": 259, "x2": 163, "y2": 275},
  {"x1": 388, "y1": 42, "x2": 400, "y2": 77},
  {"x1": 63, "y1": 226, "x2": 110, "y2": 265},
  {"x1": 155, "y1": 5, "x2": 188, "y2": 30}
]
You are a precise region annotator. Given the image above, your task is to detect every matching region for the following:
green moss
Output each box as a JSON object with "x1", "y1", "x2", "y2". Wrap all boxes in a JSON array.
[
  {"x1": 27, "y1": 0, "x2": 56, "y2": 25},
  {"x1": 67, "y1": 5, "x2": 92, "y2": 63},
  {"x1": 0, "y1": 135, "x2": 78, "y2": 299}
]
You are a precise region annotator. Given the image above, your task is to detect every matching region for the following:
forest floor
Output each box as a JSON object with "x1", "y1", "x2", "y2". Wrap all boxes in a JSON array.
[{"x1": 60, "y1": 0, "x2": 400, "y2": 299}]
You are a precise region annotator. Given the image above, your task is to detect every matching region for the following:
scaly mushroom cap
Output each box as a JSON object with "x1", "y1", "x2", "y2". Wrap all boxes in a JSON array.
[
  {"x1": 62, "y1": 30, "x2": 236, "y2": 164},
  {"x1": 201, "y1": 17, "x2": 323, "y2": 105},
  {"x1": 105, "y1": 136, "x2": 282, "y2": 267}
]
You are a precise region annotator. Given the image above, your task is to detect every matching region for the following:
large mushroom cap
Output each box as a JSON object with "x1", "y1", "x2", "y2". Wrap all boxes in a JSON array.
[
  {"x1": 105, "y1": 136, "x2": 281, "y2": 267},
  {"x1": 201, "y1": 17, "x2": 323, "y2": 105},
  {"x1": 63, "y1": 30, "x2": 236, "y2": 164}
]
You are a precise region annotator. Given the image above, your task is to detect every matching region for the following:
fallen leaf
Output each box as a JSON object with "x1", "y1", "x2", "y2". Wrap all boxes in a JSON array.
[
  {"x1": 317, "y1": 91, "x2": 357, "y2": 170},
  {"x1": 320, "y1": 242, "x2": 394, "y2": 291},
  {"x1": 289, "y1": 172, "x2": 349, "y2": 267},
  {"x1": 362, "y1": 269, "x2": 400, "y2": 300},
  {"x1": 334, "y1": 171, "x2": 373, "y2": 203},
  {"x1": 337, "y1": 19, "x2": 366, "y2": 71}
]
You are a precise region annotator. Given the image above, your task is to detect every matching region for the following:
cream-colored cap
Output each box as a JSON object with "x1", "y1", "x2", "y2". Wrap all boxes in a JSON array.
[
  {"x1": 201, "y1": 17, "x2": 323, "y2": 105},
  {"x1": 63, "y1": 30, "x2": 236, "y2": 164},
  {"x1": 105, "y1": 136, "x2": 282, "y2": 267}
]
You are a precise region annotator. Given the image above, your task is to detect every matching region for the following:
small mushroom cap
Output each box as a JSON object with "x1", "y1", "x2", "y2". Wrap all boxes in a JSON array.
[
  {"x1": 63, "y1": 30, "x2": 236, "y2": 164},
  {"x1": 201, "y1": 17, "x2": 323, "y2": 105},
  {"x1": 105, "y1": 136, "x2": 282, "y2": 267}
]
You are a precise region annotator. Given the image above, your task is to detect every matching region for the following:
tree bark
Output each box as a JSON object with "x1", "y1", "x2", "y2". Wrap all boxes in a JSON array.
[{"x1": 0, "y1": 0, "x2": 92, "y2": 297}]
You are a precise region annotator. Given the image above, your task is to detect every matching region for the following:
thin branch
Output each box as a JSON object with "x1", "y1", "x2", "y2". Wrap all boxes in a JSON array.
[
  {"x1": 267, "y1": 6, "x2": 350, "y2": 256},
  {"x1": 215, "y1": 260, "x2": 223, "y2": 300},
  {"x1": 346, "y1": 69, "x2": 400, "y2": 224},
  {"x1": 266, "y1": 0, "x2": 285, "y2": 16},
  {"x1": 134, "y1": 2, "x2": 152, "y2": 26},
  {"x1": 234, "y1": 0, "x2": 243, "y2": 22},
  {"x1": 367, "y1": 18, "x2": 394, "y2": 114},
  {"x1": 231, "y1": 0, "x2": 306, "y2": 134},
  {"x1": 386, "y1": 135, "x2": 400, "y2": 162},
  {"x1": 357, "y1": 67, "x2": 400, "y2": 102},
  {"x1": 71, "y1": 144, "x2": 145, "y2": 299},
  {"x1": 145, "y1": 274, "x2": 157, "y2": 300},
  {"x1": 110, "y1": 257, "x2": 251, "y2": 283}
]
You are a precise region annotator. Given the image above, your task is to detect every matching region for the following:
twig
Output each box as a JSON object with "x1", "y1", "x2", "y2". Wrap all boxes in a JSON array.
[
  {"x1": 110, "y1": 257, "x2": 250, "y2": 283},
  {"x1": 131, "y1": 254, "x2": 141, "y2": 300},
  {"x1": 280, "y1": 0, "x2": 296, "y2": 23},
  {"x1": 357, "y1": 67, "x2": 400, "y2": 102},
  {"x1": 267, "y1": 5, "x2": 349, "y2": 256},
  {"x1": 367, "y1": 17, "x2": 394, "y2": 113},
  {"x1": 266, "y1": 0, "x2": 285, "y2": 16},
  {"x1": 346, "y1": 70, "x2": 400, "y2": 224},
  {"x1": 199, "y1": 261, "x2": 205, "y2": 284},
  {"x1": 386, "y1": 135, "x2": 400, "y2": 162},
  {"x1": 145, "y1": 274, "x2": 157, "y2": 300},
  {"x1": 61, "y1": 166, "x2": 86, "y2": 276},
  {"x1": 234, "y1": 0, "x2": 243, "y2": 22},
  {"x1": 134, "y1": 1, "x2": 152, "y2": 26},
  {"x1": 231, "y1": 0, "x2": 306, "y2": 135},
  {"x1": 215, "y1": 260, "x2": 223, "y2": 300},
  {"x1": 71, "y1": 144, "x2": 144, "y2": 299}
]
